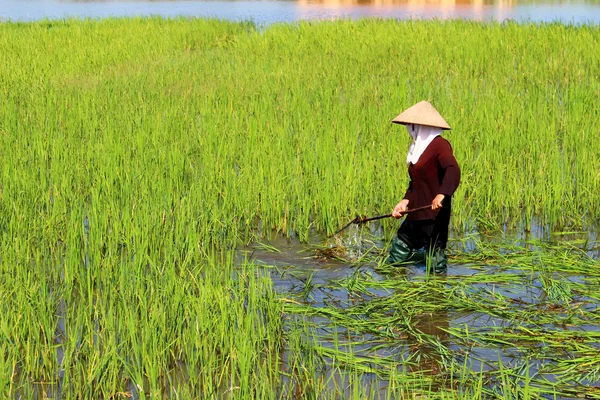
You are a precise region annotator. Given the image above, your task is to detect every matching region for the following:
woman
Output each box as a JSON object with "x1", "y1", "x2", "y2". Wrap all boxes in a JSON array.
[{"x1": 387, "y1": 101, "x2": 460, "y2": 273}]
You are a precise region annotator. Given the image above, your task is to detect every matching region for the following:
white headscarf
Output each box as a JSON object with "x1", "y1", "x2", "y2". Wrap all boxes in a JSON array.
[{"x1": 406, "y1": 123, "x2": 442, "y2": 165}]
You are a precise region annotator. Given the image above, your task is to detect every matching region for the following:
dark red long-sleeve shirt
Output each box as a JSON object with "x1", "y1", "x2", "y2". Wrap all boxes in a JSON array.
[{"x1": 403, "y1": 136, "x2": 460, "y2": 221}]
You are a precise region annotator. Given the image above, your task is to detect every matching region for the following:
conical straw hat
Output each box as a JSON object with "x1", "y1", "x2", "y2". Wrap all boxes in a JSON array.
[{"x1": 392, "y1": 101, "x2": 451, "y2": 130}]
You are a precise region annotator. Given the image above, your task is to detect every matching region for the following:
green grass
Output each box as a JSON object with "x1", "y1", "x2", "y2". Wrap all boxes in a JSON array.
[{"x1": 1, "y1": 17, "x2": 599, "y2": 398}]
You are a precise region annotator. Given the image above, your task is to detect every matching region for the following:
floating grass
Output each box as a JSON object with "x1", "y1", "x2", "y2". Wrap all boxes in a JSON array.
[{"x1": 278, "y1": 238, "x2": 600, "y2": 398}]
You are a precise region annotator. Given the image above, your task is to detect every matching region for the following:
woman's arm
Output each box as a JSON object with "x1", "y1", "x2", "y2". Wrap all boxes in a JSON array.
[
  {"x1": 392, "y1": 198, "x2": 409, "y2": 218},
  {"x1": 430, "y1": 139, "x2": 460, "y2": 211},
  {"x1": 437, "y1": 140, "x2": 461, "y2": 197},
  {"x1": 392, "y1": 180, "x2": 415, "y2": 218}
]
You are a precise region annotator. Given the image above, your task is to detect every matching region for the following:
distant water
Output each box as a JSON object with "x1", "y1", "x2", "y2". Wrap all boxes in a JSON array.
[{"x1": 1, "y1": 0, "x2": 600, "y2": 25}]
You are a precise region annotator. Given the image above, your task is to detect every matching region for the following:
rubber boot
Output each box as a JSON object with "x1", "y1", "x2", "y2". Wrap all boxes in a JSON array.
[
  {"x1": 387, "y1": 236, "x2": 413, "y2": 266},
  {"x1": 426, "y1": 248, "x2": 447, "y2": 274}
]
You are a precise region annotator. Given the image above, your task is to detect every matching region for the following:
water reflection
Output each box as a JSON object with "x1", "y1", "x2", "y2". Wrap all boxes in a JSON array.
[
  {"x1": 296, "y1": 0, "x2": 600, "y2": 24},
  {"x1": 298, "y1": 0, "x2": 516, "y2": 22},
  {"x1": 1, "y1": 0, "x2": 600, "y2": 24},
  {"x1": 411, "y1": 310, "x2": 450, "y2": 376},
  {"x1": 299, "y1": 0, "x2": 516, "y2": 7}
]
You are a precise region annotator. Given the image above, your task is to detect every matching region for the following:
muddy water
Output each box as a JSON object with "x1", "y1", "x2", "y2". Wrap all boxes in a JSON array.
[{"x1": 238, "y1": 226, "x2": 600, "y2": 396}]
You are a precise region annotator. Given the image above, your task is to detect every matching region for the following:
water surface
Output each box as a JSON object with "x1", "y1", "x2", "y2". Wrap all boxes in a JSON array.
[
  {"x1": 237, "y1": 228, "x2": 600, "y2": 397},
  {"x1": 2, "y1": 0, "x2": 600, "y2": 24}
]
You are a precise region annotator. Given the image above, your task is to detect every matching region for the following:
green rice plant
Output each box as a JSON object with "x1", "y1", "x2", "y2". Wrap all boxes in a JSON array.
[
  {"x1": 2, "y1": 18, "x2": 600, "y2": 244},
  {"x1": 1, "y1": 16, "x2": 600, "y2": 399}
]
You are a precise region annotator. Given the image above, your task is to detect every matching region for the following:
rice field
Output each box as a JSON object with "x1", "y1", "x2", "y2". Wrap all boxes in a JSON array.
[
  {"x1": 255, "y1": 233, "x2": 600, "y2": 399},
  {"x1": 0, "y1": 17, "x2": 599, "y2": 398}
]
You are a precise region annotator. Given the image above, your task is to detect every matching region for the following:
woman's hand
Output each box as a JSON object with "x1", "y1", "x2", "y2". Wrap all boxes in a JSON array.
[
  {"x1": 392, "y1": 199, "x2": 410, "y2": 219},
  {"x1": 432, "y1": 194, "x2": 445, "y2": 210}
]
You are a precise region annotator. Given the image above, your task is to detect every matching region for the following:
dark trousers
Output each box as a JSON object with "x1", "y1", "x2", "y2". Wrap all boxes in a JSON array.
[
  {"x1": 387, "y1": 214, "x2": 450, "y2": 272},
  {"x1": 397, "y1": 218, "x2": 448, "y2": 251}
]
